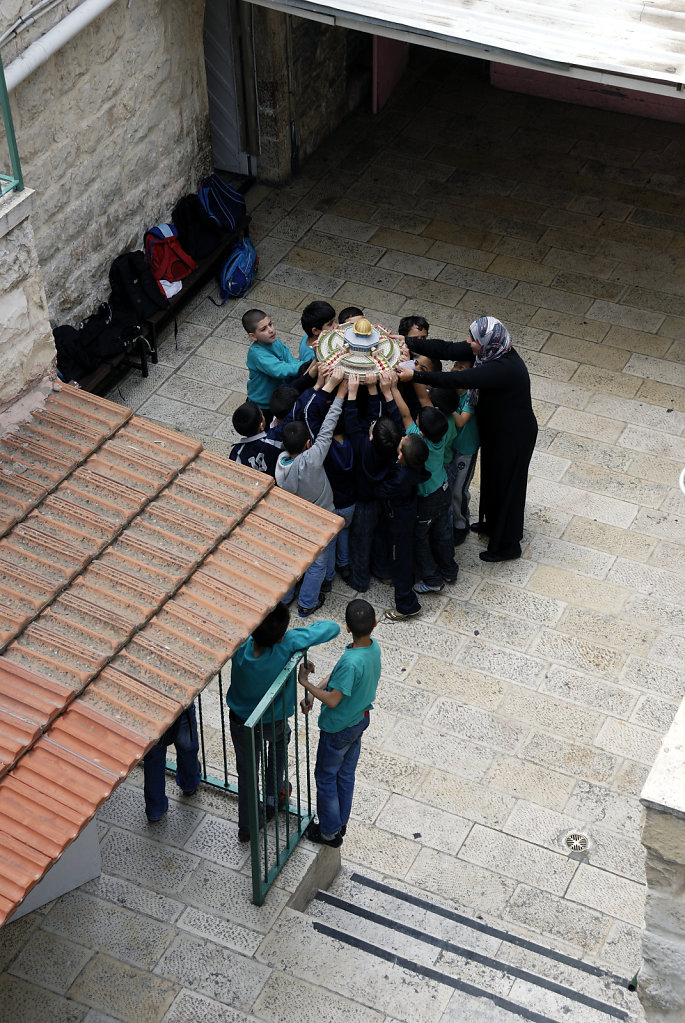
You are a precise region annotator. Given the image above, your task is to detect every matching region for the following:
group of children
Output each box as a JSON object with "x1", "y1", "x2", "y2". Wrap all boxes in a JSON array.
[{"x1": 232, "y1": 302, "x2": 480, "y2": 622}]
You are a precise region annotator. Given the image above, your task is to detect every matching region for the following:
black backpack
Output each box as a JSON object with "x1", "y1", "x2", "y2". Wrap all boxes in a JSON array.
[
  {"x1": 109, "y1": 250, "x2": 169, "y2": 321},
  {"x1": 54, "y1": 303, "x2": 144, "y2": 384},
  {"x1": 172, "y1": 193, "x2": 226, "y2": 261}
]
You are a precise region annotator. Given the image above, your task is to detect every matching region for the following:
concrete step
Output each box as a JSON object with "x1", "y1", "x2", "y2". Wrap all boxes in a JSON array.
[{"x1": 301, "y1": 870, "x2": 641, "y2": 1023}]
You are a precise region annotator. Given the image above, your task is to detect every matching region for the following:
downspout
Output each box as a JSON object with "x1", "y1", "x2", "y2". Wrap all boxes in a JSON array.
[{"x1": 4, "y1": 0, "x2": 119, "y2": 92}]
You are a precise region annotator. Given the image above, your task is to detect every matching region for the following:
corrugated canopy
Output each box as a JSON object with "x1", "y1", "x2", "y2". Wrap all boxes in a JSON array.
[
  {"x1": 0, "y1": 384, "x2": 342, "y2": 926},
  {"x1": 249, "y1": 0, "x2": 685, "y2": 89}
]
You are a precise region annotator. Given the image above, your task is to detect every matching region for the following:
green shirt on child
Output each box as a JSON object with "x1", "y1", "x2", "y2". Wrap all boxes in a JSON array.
[{"x1": 318, "y1": 639, "x2": 381, "y2": 733}]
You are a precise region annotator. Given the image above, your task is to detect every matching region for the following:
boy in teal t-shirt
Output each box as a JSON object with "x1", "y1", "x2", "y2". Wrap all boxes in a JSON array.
[
  {"x1": 228, "y1": 602, "x2": 339, "y2": 842},
  {"x1": 298, "y1": 599, "x2": 380, "y2": 847},
  {"x1": 243, "y1": 309, "x2": 302, "y2": 414}
]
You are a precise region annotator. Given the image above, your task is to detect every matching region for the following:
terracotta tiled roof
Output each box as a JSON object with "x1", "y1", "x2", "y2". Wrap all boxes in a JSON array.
[{"x1": 0, "y1": 384, "x2": 342, "y2": 925}]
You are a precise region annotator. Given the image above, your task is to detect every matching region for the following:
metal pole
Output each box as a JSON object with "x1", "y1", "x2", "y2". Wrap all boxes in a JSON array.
[{"x1": 0, "y1": 53, "x2": 23, "y2": 191}]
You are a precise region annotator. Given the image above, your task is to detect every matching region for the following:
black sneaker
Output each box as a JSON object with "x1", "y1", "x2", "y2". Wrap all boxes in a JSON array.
[
  {"x1": 298, "y1": 595, "x2": 325, "y2": 617},
  {"x1": 339, "y1": 824, "x2": 347, "y2": 837},
  {"x1": 321, "y1": 578, "x2": 333, "y2": 593},
  {"x1": 453, "y1": 527, "x2": 469, "y2": 546},
  {"x1": 304, "y1": 820, "x2": 343, "y2": 847}
]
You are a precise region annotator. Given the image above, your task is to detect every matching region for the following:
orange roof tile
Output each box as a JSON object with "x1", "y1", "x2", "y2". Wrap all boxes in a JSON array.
[{"x1": 0, "y1": 384, "x2": 342, "y2": 925}]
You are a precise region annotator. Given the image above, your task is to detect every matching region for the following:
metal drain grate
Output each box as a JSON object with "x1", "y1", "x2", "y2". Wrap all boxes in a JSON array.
[{"x1": 564, "y1": 831, "x2": 589, "y2": 852}]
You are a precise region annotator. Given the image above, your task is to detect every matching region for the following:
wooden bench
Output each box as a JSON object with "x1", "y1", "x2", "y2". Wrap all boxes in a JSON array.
[{"x1": 80, "y1": 214, "x2": 250, "y2": 396}]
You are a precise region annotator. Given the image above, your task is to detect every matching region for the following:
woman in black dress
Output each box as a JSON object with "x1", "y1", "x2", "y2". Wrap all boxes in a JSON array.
[{"x1": 397, "y1": 316, "x2": 538, "y2": 562}]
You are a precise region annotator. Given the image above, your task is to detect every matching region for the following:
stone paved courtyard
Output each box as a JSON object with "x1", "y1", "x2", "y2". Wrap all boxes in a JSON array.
[{"x1": 1, "y1": 51, "x2": 684, "y2": 1022}]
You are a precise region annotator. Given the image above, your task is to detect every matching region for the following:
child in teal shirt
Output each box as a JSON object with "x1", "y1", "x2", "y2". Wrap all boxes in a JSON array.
[
  {"x1": 298, "y1": 599, "x2": 380, "y2": 847},
  {"x1": 243, "y1": 309, "x2": 302, "y2": 414},
  {"x1": 228, "y1": 602, "x2": 339, "y2": 842}
]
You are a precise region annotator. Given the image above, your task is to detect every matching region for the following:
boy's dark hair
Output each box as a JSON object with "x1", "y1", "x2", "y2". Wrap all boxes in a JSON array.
[
  {"x1": 454, "y1": 350, "x2": 476, "y2": 368},
  {"x1": 402, "y1": 433, "x2": 429, "y2": 470},
  {"x1": 252, "y1": 602, "x2": 289, "y2": 648},
  {"x1": 429, "y1": 388, "x2": 459, "y2": 415},
  {"x1": 398, "y1": 315, "x2": 429, "y2": 337},
  {"x1": 418, "y1": 406, "x2": 448, "y2": 443},
  {"x1": 232, "y1": 400, "x2": 263, "y2": 437},
  {"x1": 338, "y1": 305, "x2": 364, "y2": 323},
  {"x1": 418, "y1": 354, "x2": 442, "y2": 373},
  {"x1": 270, "y1": 385, "x2": 299, "y2": 420},
  {"x1": 345, "y1": 598, "x2": 375, "y2": 638},
  {"x1": 301, "y1": 301, "x2": 335, "y2": 337},
  {"x1": 282, "y1": 420, "x2": 310, "y2": 455},
  {"x1": 242, "y1": 309, "x2": 267, "y2": 334},
  {"x1": 371, "y1": 417, "x2": 402, "y2": 458}
]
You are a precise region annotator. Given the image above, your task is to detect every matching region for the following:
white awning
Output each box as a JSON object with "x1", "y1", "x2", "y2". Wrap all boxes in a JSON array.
[{"x1": 247, "y1": 0, "x2": 685, "y2": 93}]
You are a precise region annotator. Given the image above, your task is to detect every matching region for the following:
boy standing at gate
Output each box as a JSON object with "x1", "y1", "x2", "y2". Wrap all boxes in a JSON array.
[{"x1": 298, "y1": 599, "x2": 380, "y2": 847}]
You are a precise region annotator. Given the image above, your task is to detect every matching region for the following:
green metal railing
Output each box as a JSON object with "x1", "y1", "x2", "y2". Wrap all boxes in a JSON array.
[
  {"x1": 167, "y1": 650, "x2": 314, "y2": 905},
  {"x1": 0, "y1": 51, "x2": 23, "y2": 196}
]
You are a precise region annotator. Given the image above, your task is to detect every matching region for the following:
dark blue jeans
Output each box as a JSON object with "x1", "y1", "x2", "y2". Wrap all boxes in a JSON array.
[
  {"x1": 348, "y1": 499, "x2": 382, "y2": 591},
  {"x1": 315, "y1": 714, "x2": 370, "y2": 836},
  {"x1": 415, "y1": 483, "x2": 459, "y2": 587},
  {"x1": 383, "y1": 500, "x2": 420, "y2": 614},
  {"x1": 143, "y1": 704, "x2": 202, "y2": 820},
  {"x1": 230, "y1": 710, "x2": 290, "y2": 833}
]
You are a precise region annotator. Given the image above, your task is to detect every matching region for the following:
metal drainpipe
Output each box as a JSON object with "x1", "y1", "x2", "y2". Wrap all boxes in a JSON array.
[
  {"x1": 4, "y1": 0, "x2": 119, "y2": 92},
  {"x1": 238, "y1": 0, "x2": 260, "y2": 173}
]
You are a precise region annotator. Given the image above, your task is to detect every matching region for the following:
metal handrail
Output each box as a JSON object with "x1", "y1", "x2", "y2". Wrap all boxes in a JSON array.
[
  {"x1": 0, "y1": 51, "x2": 23, "y2": 195},
  {"x1": 166, "y1": 650, "x2": 314, "y2": 906}
]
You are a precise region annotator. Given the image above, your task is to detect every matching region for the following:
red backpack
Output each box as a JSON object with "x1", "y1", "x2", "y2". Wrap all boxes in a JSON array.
[{"x1": 144, "y1": 224, "x2": 197, "y2": 287}]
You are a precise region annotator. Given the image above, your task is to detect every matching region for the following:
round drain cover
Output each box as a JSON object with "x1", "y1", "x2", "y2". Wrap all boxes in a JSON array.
[{"x1": 564, "y1": 831, "x2": 589, "y2": 852}]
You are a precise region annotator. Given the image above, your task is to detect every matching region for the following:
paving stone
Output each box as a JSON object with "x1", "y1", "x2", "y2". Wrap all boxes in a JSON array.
[
  {"x1": 266, "y1": 264, "x2": 344, "y2": 297},
  {"x1": 527, "y1": 564, "x2": 627, "y2": 615},
  {"x1": 100, "y1": 828, "x2": 200, "y2": 895},
  {"x1": 457, "y1": 639, "x2": 547, "y2": 690},
  {"x1": 468, "y1": 580, "x2": 565, "y2": 627},
  {"x1": 253, "y1": 970, "x2": 384, "y2": 1023},
  {"x1": 80, "y1": 873, "x2": 184, "y2": 924},
  {"x1": 175, "y1": 354, "x2": 249, "y2": 392},
  {"x1": 154, "y1": 933, "x2": 269, "y2": 1010},
  {"x1": 423, "y1": 239, "x2": 495, "y2": 271},
  {"x1": 508, "y1": 978, "x2": 616, "y2": 1023},
  {"x1": 256, "y1": 910, "x2": 453, "y2": 1022},
  {"x1": 416, "y1": 768, "x2": 516, "y2": 828},
  {"x1": 184, "y1": 860, "x2": 288, "y2": 934},
  {"x1": 183, "y1": 814, "x2": 250, "y2": 870},
  {"x1": 440, "y1": 987, "x2": 530, "y2": 1023},
  {"x1": 0, "y1": 974, "x2": 88, "y2": 1022},
  {"x1": 617, "y1": 423, "x2": 685, "y2": 464},
  {"x1": 68, "y1": 953, "x2": 177, "y2": 1023},
  {"x1": 529, "y1": 309, "x2": 609, "y2": 344},
  {"x1": 601, "y1": 324, "x2": 671, "y2": 358},
  {"x1": 539, "y1": 664, "x2": 638, "y2": 718},
  {"x1": 8, "y1": 929, "x2": 92, "y2": 995},
  {"x1": 555, "y1": 606, "x2": 654, "y2": 655},
  {"x1": 498, "y1": 686, "x2": 604, "y2": 743},
  {"x1": 630, "y1": 693, "x2": 680, "y2": 733},
  {"x1": 163, "y1": 989, "x2": 259, "y2": 1023},
  {"x1": 561, "y1": 462, "x2": 670, "y2": 511},
  {"x1": 315, "y1": 213, "x2": 379, "y2": 242},
  {"x1": 459, "y1": 824, "x2": 579, "y2": 896},
  {"x1": 585, "y1": 827, "x2": 646, "y2": 884},
  {"x1": 503, "y1": 885, "x2": 611, "y2": 954},
  {"x1": 406, "y1": 847, "x2": 517, "y2": 916},
  {"x1": 424, "y1": 697, "x2": 527, "y2": 753},
  {"x1": 622, "y1": 592, "x2": 685, "y2": 636},
  {"x1": 437, "y1": 600, "x2": 540, "y2": 651},
  {"x1": 545, "y1": 406, "x2": 624, "y2": 442},
  {"x1": 542, "y1": 334, "x2": 630, "y2": 371},
  {"x1": 546, "y1": 431, "x2": 633, "y2": 473},
  {"x1": 522, "y1": 732, "x2": 619, "y2": 786},
  {"x1": 136, "y1": 394, "x2": 226, "y2": 435},
  {"x1": 42, "y1": 891, "x2": 176, "y2": 971},
  {"x1": 635, "y1": 377, "x2": 685, "y2": 413},
  {"x1": 354, "y1": 745, "x2": 427, "y2": 797},
  {"x1": 375, "y1": 677, "x2": 436, "y2": 719},
  {"x1": 627, "y1": 452, "x2": 685, "y2": 489},
  {"x1": 337, "y1": 258, "x2": 403, "y2": 290},
  {"x1": 561, "y1": 516, "x2": 656, "y2": 562},
  {"x1": 374, "y1": 793, "x2": 472, "y2": 855},
  {"x1": 598, "y1": 919, "x2": 644, "y2": 977},
  {"x1": 97, "y1": 783, "x2": 204, "y2": 848},
  {"x1": 564, "y1": 780, "x2": 642, "y2": 836},
  {"x1": 382, "y1": 717, "x2": 495, "y2": 780},
  {"x1": 436, "y1": 947, "x2": 515, "y2": 997},
  {"x1": 594, "y1": 717, "x2": 663, "y2": 765},
  {"x1": 338, "y1": 819, "x2": 421, "y2": 876},
  {"x1": 532, "y1": 629, "x2": 626, "y2": 680},
  {"x1": 248, "y1": 280, "x2": 310, "y2": 310},
  {"x1": 631, "y1": 506, "x2": 683, "y2": 542},
  {"x1": 584, "y1": 391, "x2": 685, "y2": 437},
  {"x1": 502, "y1": 801, "x2": 581, "y2": 855},
  {"x1": 393, "y1": 274, "x2": 466, "y2": 309},
  {"x1": 0, "y1": 912, "x2": 41, "y2": 971},
  {"x1": 175, "y1": 907, "x2": 262, "y2": 956},
  {"x1": 606, "y1": 558, "x2": 685, "y2": 606},
  {"x1": 527, "y1": 479, "x2": 637, "y2": 530},
  {"x1": 570, "y1": 363, "x2": 641, "y2": 398},
  {"x1": 566, "y1": 864, "x2": 646, "y2": 926},
  {"x1": 484, "y1": 756, "x2": 575, "y2": 812},
  {"x1": 522, "y1": 502, "x2": 571, "y2": 538},
  {"x1": 375, "y1": 618, "x2": 463, "y2": 661},
  {"x1": 297, "y1": 229, "x2": 386, "y2": 265}
]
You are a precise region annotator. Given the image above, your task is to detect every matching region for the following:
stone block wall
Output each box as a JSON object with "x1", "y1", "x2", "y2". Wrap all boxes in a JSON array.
[
  {"x1": 3, "y1": 0, "x2": 212, "y2": 326},
  {"x1": 0, "y1": 189, "x2": 56, "y2": 412},
  {"x1": 640, "y1": 698, "x2": 685, "y2": 1021}
]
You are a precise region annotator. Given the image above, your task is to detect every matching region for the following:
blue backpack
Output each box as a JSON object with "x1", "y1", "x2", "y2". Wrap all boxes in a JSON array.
[
  {"x1": 198, "y1": 174, "x2": 246, "y2": 232},
  {"x1": 213, "y1": 239, "x2": 258, "y2": 304}
]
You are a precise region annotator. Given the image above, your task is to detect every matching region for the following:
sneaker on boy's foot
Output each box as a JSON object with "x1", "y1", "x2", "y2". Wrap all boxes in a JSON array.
[
  {"x1": 320, "y1": 578, "x2": 333, "y2": 593},
  {"x1": 383, "y1": 607, "x2": 421, "y2": 622},
  {"x1": 305, "y1": 820, "x2": 343, "y2": 847},
  {"x1": 413, "y1": 580, "x2": 444, "y2": 594},
  {"x1": 298, "y1": 595, "x2": 325, "y2": 617},
  {"x1": 339, "y1": 824, "x2": 347, "y2": 837},
  {"x1": 453, "y1": 527, "x2": 469, "y2": 546},
  {"x1": 266, "y1": 783, "x2": 293, "y2": 820},
  {"x1": 337, "y1": 564, "x2": 350, "y2": 581}
]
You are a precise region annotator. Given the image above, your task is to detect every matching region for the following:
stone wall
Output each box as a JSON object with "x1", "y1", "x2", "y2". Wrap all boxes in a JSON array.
[
  {"x1": 640, "y1": 698, "x2": 685, "y2": 1021},
  {"x1": 3, "y1": 0, "x2": 212, "y2": 327},
  {"x1": 0, "y1": 189, "x2": 56, "y2": 413}
]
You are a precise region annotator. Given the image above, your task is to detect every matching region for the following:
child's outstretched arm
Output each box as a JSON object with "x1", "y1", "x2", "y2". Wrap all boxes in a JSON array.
[
  {"x1": 453, "y1": 408, "x2": 473, "y2": 429},
  {"x1": 298, "y1": 661, "x2": 343, "y2": 709},
  {"x1": 390, "y1": 375, "x2": 415, "y2": 432}
]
